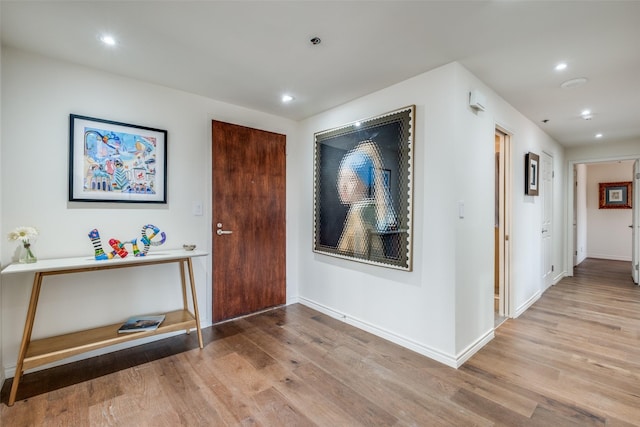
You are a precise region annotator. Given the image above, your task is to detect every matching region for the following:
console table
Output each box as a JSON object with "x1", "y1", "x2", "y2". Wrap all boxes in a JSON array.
[{"x1": 1, "y1": 249, "x2": 207, "y2": 406}]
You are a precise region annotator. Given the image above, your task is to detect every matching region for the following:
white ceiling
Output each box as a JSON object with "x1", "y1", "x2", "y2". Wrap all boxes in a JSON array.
[{"x1": 2, "y1": 1, "x2": 639, "y2": 148}]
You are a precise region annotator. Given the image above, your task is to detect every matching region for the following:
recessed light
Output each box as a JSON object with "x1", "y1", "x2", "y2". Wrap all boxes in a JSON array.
[
  {"x1": 100, "y1": 35, "x2": 116, "y2": 46},
  {"x1": 281, "y1": 94, "x2": 294, "y2": 103},
  {"x1": 595, "y1": 133, "x2": 603, "y2": 138},
  {"x1": 555, "y1": 62, "x2": 567, "y2": 71},
  {"x1": 581, "y1": 109, "x2": 591, "y2": 116},
  {"x1": 560, "y1": 77, "x2": 588, "y2": 89}
]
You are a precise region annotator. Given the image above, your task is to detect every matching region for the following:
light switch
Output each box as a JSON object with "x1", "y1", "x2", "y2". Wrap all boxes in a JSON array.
[{"x1": 192, "y1": 201, "x2": 203, "y2": 216}]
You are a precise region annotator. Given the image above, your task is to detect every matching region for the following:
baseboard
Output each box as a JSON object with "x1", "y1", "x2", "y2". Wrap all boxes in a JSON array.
[
  {"x1": 454, "y1": 328, "x2": 495, "y2": 368},
  {"x1": 587, "y1": 254, "x2": 632, "y2": 262},
  {"x1": 3, "y1": 321, "x2": 213, "y2": 379},
  {"x1": 299, "y1": 296, "x2": 472, "y2": 369},
  {"x1": 514, "y1": 290, "x2": 541, "y2": 318},
  {"x1": 553, "y1": 271, "x2": 565, "y2": 285}
]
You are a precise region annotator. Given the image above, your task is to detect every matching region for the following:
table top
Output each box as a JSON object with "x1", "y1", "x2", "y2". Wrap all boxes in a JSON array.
[{"x1": 1, "y1": 249, "x2": 209, "y2": 275}]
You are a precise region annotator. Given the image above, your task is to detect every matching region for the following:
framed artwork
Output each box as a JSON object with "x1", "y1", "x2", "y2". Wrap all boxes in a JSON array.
[
  {"x1": 313, "y1": 105, "x2": 415, "y2": 271},
  {"x1": 599, "y1": 181, "x2": 632, "y2": 209},
  {"x1": 69, "y1": 114, "x2": 167, "y2": 203},
  {"x1": 525, "y1": 152, "x2": 539, "y2": 196}
]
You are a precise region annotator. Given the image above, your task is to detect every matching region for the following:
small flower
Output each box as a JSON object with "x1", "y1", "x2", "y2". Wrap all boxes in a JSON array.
[{"x1": 7, "y1": 226, "x2": 38, "y2": 243}]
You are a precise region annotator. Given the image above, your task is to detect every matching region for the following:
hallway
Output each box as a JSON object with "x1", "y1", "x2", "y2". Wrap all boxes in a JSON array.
[{"x1": 465, "y1": 258, "x2": 639, "y2": 425}]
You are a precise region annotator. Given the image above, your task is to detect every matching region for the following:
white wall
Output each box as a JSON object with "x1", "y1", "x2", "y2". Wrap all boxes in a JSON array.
[
  {"x1": 586, "y1": 162, "x2": 633, "y2": 261},
  {"x1": 0, "y1": 47, "x2": 298, "y2": 376},
  {"x1": 566, "y1": 139, "x2": 640, "y2": 162},
  {"x1": 295, "y1": 62, "x2": 565, "y2": 367},
  {"x1": 575, "y1": 163, "x2": 588, "y2": 265}
]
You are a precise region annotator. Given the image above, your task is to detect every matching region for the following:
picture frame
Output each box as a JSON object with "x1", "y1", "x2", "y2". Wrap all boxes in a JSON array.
[
  {"x1": 525, "y1": 152, "x2": 539, "y2": 196},
  {"x1": 69, "y1": 114, "x2": 167, "y2": 203},
  {"x1": 313, "y1": 105, "x2": 415, "y2": 271},
  {"x1": 599, "y1": 181, "x2": 632, "y2": 209}
]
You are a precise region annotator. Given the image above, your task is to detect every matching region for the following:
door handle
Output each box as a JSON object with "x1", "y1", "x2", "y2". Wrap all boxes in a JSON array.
[
  {"x1": 630, "y1": 225, "x2": 634, "y2": 229},
  {"x1": 542, "y1": 228, "x2": 548, "y2": 233},
  {"x1": 216, "y1": 229, "x2": 233, "y2": 235}
]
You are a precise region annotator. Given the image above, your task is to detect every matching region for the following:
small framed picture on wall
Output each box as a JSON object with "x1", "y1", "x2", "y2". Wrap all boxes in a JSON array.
[
  {"x1": 599, "y1": 181, "x2": 632, "y2": 209},
  {"x1": 525, "y1": 152, "x2": 539, "y2": 196}
]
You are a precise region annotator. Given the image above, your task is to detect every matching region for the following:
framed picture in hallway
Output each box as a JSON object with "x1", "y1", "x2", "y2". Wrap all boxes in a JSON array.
[
  {"x1": 313, "y1": 105, "x2": 415, "y2": 271},
  {"x1": 599, "y1": 181, "x2": 632, "y2": 209},
  {"x1": 69, "y1": 114, "x2": 167, "y2": 203},
  {"x1": 525, "y1": 152, "x2": 539, "y2": 196}
]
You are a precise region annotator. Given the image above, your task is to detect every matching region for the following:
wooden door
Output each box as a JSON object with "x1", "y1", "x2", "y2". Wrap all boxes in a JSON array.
[
  {"x1": 494, "y1": 128, "x2": 511, "y2": 318},
  {"x1": 212, "y1": 121, "x2": 286, "y2": 322}
]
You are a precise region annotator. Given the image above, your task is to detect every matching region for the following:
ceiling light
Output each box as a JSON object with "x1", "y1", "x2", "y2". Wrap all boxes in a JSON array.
[
  {"x1": 595, "y1": 133, "x2": 603, "y2": 138},
  {"x1": 281, "y1": 94, "x2": 294, "y2": 103},
  {"x1": 354, "y1": 121, "x2": 361, "y2": 127},
  {"x1": 100, "y1": 35, "x2": 116, "y2": 46},
  {"x1": 555, "y1": 62, "x2": 567, "y2": 71},
  {"x1": 581, "y1": 109, "x2": 591, "y2": 116},
  {"x1": 560, "y1": 77, "x2": 588, "y2": 89}
]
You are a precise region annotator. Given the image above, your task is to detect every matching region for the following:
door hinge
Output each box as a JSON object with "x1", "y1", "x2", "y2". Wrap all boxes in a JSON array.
[
  {"x1": 552, "y1": 171, "x2": 555, "y2": 178},
  {"x1": 575, "y1": 251, "x2": 578, "y2": 256},
  {"x1": 552, "y1": 265, "x2": 554, "y2": 272},
  {"x1": 636, "y1": 172, "x2": 640, "y2": 179},
  {"x1": 636, "y1": 264, "x2": 639, "y2": 271}
]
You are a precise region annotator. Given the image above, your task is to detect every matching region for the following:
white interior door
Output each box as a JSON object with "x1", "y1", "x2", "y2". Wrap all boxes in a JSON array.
[
  {"x1": 632, "y1": 159, "x2": 639, "y2": 284},
  {"x1": 541, "y1": 152, "x2": 553, "y2": 289}
]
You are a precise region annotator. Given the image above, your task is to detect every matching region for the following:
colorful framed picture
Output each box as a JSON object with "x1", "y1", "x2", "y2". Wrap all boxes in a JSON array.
[
  {"x1": 525, "y1": 152, "x2": 539, "y2": 196},
  {"x1": 69, "y1": 114, "x2": 167, "y2": 203},
  {"x1": 599, "y1": 181, "x2": 632, "y2": 209},
  {"x1": 313, "y1": 105, "x2": 415, "y2": 271}
]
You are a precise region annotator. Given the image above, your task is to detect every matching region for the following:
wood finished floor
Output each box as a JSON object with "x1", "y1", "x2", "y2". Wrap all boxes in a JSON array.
[{"x1": 2, "y1": 258, "x2": 639, "y2": 426}]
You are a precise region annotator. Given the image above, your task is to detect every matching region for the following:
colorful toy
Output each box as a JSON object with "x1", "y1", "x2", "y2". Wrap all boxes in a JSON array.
[
  {"x1": 88, "y1": 229, "x2": 116, "y2": 260},
  {"x1": 88, "y1": 224, "x2": 166, "y2": 260}
]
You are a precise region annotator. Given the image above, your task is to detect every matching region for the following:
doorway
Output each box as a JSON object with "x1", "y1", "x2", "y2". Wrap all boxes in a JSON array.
[
  {"x1": 211, "y1": 120, "x2": 287, "y2": 322},
  {"x1": 633, "y1": 159, "x2": 639, "y2": 284},
  {"x1": 568, "y1": 158, "x2": 639, "y2": 281},
  {"x1": 494, "y1": 128, "x2": 511, "y2": 325}
]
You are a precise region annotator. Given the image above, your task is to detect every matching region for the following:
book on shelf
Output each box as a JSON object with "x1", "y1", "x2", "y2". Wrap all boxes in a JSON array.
[{"x1": 117, "y1": 315, "x2": 166, "y2": 333}]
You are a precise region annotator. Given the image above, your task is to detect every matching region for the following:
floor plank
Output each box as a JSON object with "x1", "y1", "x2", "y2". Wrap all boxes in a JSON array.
[{"x1": 2, "y1": 258, "x2": 639, "y2": 426}]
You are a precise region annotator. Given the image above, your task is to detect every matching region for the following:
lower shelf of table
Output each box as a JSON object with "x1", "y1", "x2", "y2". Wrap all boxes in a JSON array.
[{"x1": 22, "y1": 309, "x2": 197, "y2": 371}]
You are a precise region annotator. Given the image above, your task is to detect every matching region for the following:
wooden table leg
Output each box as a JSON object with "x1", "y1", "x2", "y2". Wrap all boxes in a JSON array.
[
  {"x1": 186, "y1": 258, "x2": 204, "y2": 349},
  {"x1": 9, "y1": 272, "x2": 44, "y2": 406},
  {"x1": 179, "y1": 260, "x2": 190, "y2": 335}
]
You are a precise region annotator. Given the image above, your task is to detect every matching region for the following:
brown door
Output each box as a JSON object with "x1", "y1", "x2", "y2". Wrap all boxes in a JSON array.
[{"x1": 212, "y1": 120, "x2": 286, "y2": 322}]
